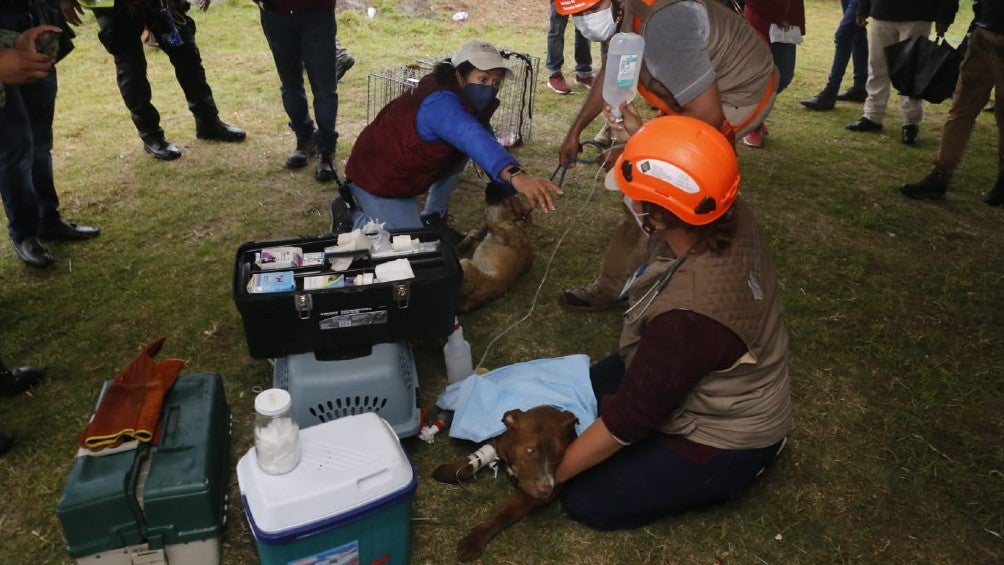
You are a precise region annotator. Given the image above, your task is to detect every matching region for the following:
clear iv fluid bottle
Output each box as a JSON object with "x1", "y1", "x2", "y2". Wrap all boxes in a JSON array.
[
  {"x1": 602, "y1": 32, "x2": 645, "y2": 120},
  {"x1": 443, "y1": 318, "x2": 473, "y2": 384}
]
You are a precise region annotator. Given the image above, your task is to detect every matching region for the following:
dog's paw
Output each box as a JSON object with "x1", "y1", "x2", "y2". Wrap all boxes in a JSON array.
[{"x1": 457, "y1": 528, "x2": 490, "y2": 562}]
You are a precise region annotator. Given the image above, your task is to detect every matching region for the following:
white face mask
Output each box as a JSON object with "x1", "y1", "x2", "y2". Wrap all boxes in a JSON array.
[
  {"x1": 624, "y1": 196, "x2": 651, "y2": 233},
  {"x1": 573, "y1": 7, "x2": 618, "y2": 43}
]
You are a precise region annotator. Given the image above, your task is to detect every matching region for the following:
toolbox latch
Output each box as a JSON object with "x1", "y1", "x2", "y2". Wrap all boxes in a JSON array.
[
  {"x1": 294, "y1": 293, "x2": 313, "y2": 319},
  {"x1": 392, "y1": 282, "x2": 411, "y2": 309}
]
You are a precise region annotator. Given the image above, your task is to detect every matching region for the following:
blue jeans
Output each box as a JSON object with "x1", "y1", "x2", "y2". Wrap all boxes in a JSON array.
[
  {"x1": 260, "y1": 8, "x2": 340, "y2": 155},
  {"x1": 0, "y1": 70, "x2": 61, "y2": 243},
  {"x1": 546, "y1": 2, "x2": 592, "y2": 76},
  {"x1": 346, "y1": 159, "x2": 468, "y2": 230},
  {"x1": 824, "y1": 0, "x2": 868, "y2": 95},
  {"x1": 559, "y1": 354, "x2": 785, "y2": 530}
]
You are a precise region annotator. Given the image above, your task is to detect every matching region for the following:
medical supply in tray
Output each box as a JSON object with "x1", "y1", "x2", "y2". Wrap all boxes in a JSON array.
[{"x1": 233, "y1": 227, "x2": 462, "y2": 358}]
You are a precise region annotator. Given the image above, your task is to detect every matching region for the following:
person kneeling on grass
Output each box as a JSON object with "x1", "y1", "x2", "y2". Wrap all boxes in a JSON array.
[
  {"x1": 329, "y1": 40, "x2": 562, "y2": 242},
  {"x1": 555, "y1": 115, "x2": 791, "y2": 529}
]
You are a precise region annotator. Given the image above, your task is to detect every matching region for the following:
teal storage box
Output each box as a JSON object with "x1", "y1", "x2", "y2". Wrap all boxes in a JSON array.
[
  {"x1": 237, "y1": 412, "x2": 416, "y2": 565},
  {"x1": 57, "y1": 373, "x2": 231, "y2": 564}
]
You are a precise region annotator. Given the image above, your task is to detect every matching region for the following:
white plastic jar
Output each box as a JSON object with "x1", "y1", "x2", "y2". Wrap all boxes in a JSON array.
[{"x1": 253, "y1": 388, "x2": 301, "y2": 475}]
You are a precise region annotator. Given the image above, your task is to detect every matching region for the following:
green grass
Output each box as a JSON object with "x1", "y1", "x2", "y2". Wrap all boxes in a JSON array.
[{"x1": 1, "y1": 0, "x2": 1001, "y2": 563}]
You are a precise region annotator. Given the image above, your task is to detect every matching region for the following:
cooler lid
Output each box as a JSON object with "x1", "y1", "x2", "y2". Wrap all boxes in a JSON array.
[{"x1": 236, "y1": 412, "x2": 414, "y2": 534}]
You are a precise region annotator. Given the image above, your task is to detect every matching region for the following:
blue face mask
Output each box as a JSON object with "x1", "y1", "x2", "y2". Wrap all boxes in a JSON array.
[{"x1": 462, "y1": 83, "x2": 498, "y2": 116}]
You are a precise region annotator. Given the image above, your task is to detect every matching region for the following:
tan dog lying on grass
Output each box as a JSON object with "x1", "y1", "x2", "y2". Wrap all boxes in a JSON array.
[
  {"x1": 432, "y1": 406, "x2": 579, "y2": 562},
  {"x1": 456, "y1": 183, "x2": 534, "y2": 313}
]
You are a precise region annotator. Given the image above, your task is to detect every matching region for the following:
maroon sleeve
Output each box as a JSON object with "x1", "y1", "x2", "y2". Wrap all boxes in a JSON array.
[{"x1": 600, "y1": 310, "x2": 747, "y2": 444}]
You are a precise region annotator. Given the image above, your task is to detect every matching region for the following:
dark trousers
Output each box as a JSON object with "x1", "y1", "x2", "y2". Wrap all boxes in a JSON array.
[
  {"x1": 259, "y1": 7, "x2": 339, "y2": 155},
  {"x1": 0, "y1": 70, "x2": 61, "y2": 243},
  {"x1": 824, "y1": 0, "x2": 869, "y2": 95},
  {"x1": 93, "y1": 3, "x2": 218, "y2": 141},
  {"x1": 546, "y1": 1, "x2": 592, "y2": 76},
  {"x1": 559, "y1": 354, "x2": 784, "y2": 530}
]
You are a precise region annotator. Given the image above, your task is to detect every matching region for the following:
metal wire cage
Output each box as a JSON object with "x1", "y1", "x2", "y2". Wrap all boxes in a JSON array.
[{"x1": 366, "y1": 49, "x2": 539, "y2": 148}]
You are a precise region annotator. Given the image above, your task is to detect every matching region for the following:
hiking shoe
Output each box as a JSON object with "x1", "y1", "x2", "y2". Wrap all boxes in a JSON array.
[
  {"x1": 574, "y1": 74, "x2": 595, "y2": 88},
  {"x1": 558, "y1": 283, "x2": 626, "y2": 313},
  {"x1": 742, "y1": 129, "x2": 763, "y2": 148},
  {"x1": 899, "y1": 171, "x2": 948, "y2": 200},
  {"x1": 547, "y1": 73, "x2": 572, "y2": 94},
  {"x1": 329, "y1": 195, "x2": 354, "y2": 234}
]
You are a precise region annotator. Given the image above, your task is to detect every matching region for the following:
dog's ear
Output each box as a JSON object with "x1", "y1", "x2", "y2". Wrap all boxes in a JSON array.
[
  {"x1": 484, "y1": 181, "x2": 510, "y2": 205},
  {"x1": 502, "y1": 409, "x2": 524, "y2": 429},
  {"x1": 560, "y1": 411, "x2": 579, "y2": 431}
]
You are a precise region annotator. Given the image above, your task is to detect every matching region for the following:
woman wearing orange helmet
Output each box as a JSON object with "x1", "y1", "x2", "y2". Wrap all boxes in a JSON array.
[{"x1": 554, "y1": 116, "x2": 791, "y2": 530}]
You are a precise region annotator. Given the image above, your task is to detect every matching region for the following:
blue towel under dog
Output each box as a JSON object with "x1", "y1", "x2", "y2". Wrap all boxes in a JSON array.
[{"x1": 436, "y1": 354, "x2": 598, "y2": 443}]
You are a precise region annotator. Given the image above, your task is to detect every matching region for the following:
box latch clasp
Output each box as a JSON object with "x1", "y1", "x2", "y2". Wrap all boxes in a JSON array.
[
  {"x1": 294, "y1": 293, "x2": 313, "y2": 319},
  {"x1": 392, "y1": 282, "x2": 410, "y2": 309}
]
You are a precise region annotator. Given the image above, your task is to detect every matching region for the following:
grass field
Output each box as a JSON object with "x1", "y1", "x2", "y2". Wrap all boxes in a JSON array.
[{"x1": 0, "y1": 0, "x2": 1001, "y2": 563}]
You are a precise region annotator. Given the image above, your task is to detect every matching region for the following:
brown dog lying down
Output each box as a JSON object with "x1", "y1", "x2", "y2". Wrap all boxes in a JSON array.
[
  {"x1": 432, "y1": 406, "x2": 579, "y2": 562},
  {"x1": 456, "y1": 183, "x2": 534, "y2": 313}
]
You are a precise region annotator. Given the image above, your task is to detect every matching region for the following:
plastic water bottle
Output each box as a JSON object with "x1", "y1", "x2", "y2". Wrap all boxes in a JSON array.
[
  {"x1": 443, "y1": 318, "x2": 473, "y2": 384},
  {"x1": 602, "y1": 32, "x2": 645, "y2": 121}
]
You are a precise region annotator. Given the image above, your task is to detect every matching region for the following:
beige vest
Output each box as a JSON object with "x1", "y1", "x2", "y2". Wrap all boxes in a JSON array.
[
  {"x1": 623, "y1": 0, "x2": 776, "y2": 110},
  {"x1": 619, "y1": 200, "x2": 792, "y2": 449}
]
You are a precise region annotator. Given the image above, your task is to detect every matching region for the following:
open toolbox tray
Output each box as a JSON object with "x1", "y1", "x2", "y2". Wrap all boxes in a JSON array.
[{"x1": 232, "y1": 228, "x2": 462, "y2": 358}]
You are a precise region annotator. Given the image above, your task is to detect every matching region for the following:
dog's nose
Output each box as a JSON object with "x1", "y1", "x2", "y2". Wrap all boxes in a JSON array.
[{"x1": 535, "y1": 483, "x2": 554, "y2": 498}]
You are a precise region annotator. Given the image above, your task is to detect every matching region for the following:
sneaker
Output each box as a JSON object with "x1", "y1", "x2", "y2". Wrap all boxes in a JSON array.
[
  {"x1": 742, "y1": 129, "x2": 763, "y2": 148},
  {"x1": 329, "y1": 195, "x2": 354, "y2": 234},
  {"x1": 547, "y1": 73, "x2": 572, "y2": 95},
  {"x1": 574, "y1": 74, "x2": 595, "y2": 88},
  {"x1": 899, "y1": 171, "x2": 949, "y2": 200},
  {"x1": 558, "y1": 283, "x2": 626, "y2": 313}
]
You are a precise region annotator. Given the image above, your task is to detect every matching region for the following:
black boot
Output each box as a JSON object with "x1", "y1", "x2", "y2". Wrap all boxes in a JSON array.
[
  {"x1": 286, "y1": 138, "x2": 316, "y2": 169},
  {"x1": 899, "y1": 170, "x2": 949, "y2": 200},
  {"x1": 421, "y1": 211, "x2": 466, "y2": 246},
  {"x1": 0, "y1": 363, "x2": 45, "y2": 396},
  {"x1": 315, "y1": 153, "x2": 337, "y2": 183},
  {"x1": 983, "y1": 173, "x2": 1004, "y2": 207},
  {"x1": 0, "y1": 428, "x2": 12, "y2": 456}
]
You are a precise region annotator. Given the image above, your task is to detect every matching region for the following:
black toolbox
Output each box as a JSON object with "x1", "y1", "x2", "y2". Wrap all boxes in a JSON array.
[{"x1": 233, "y1": 229, "x2": 462, "y2": 359}]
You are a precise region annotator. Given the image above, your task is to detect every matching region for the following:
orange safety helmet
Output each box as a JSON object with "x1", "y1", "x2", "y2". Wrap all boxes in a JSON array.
[
  {"x1": 554, "y1": 0, "x2": 602, "y2": 16},
  {"x1": 605, "y1": 116, "x2": 740, "y2": 226}
]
